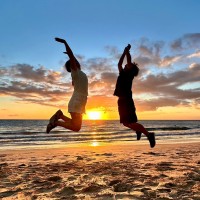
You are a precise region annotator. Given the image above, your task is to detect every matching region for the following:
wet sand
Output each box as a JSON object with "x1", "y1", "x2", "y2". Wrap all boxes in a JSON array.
[{"x1": 0, "y1": 142, "x2": 200, "y2": 200}]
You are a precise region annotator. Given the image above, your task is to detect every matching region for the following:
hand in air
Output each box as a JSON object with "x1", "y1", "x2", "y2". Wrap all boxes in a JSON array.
[
  {"x1": 127, "y1": 44, "x2": 131, "y2": 50},
  {"x1": 55, "y1": 37, "x2": 66, "y2": 43},
  {"x1": 124, "y1": 44, "x2": 131, "y2": 53}
]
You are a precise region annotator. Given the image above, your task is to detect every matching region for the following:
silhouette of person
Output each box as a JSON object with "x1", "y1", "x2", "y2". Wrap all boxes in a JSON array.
[
  {"x1": 114, "y1": 44, "x2": 156, "y2": 148},
  {"x1": 46, "y1": 37, "x2": 88, "y2": 133}
]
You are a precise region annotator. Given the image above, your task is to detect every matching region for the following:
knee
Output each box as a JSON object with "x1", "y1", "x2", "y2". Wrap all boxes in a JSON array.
[
  {"x1": 72, "y1": 124, "x2": 81, "y2": 132},
  {"x1": 123, "y1": 123, "x2": 129, "y2": 127}
]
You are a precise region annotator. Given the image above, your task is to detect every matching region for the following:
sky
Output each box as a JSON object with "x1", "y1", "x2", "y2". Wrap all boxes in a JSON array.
[{"x1": 0, "y1": 0, "x2": 200, "y2": 120}]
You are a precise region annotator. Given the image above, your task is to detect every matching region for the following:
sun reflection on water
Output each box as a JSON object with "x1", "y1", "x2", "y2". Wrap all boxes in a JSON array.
[{"x1": 90, "y1": 140, "x2": 99, "y2": 147}]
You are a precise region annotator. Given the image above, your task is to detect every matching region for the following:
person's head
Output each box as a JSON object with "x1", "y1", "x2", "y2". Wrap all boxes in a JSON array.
[
  {"x1": 64, "y1": 60, "x2": 71, "y2": 72},
  {"x1": 124, "y1": 62, "x2": 139, "y2": 76},
  {"x1": 64, "y1": 59, "x2": 81, "y2": 73}
]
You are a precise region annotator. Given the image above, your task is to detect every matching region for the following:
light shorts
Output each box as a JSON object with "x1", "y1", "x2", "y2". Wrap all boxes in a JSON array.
[{"x1": 68, "y1": 93, "x2": 87, "y2": 114}]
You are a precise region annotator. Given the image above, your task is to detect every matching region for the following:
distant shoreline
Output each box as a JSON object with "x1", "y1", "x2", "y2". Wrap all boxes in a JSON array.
[
  {"x1": 1, "y1": 140, "x2": 200, "y2": 151},
  {"x1": 0, "y1": 119, "x2": 200, "y2": 121}
]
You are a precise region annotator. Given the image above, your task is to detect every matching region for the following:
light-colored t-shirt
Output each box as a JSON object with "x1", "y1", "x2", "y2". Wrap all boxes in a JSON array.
[{"x1": 71, "y1": 69, "x2": 88, "y2": 97}]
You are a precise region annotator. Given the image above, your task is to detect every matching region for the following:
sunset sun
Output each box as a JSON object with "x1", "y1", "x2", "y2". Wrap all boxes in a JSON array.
[{"x1": 87, "y1": 111, "x2": 102, "y2": 120}]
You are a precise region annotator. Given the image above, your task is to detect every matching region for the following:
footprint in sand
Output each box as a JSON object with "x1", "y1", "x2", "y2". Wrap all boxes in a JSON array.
[
  {"x1": 102, "y1": 153, "x2": 113, "y2": 157},
  {"x1": 0, "y1": 162, "x2": 8, "y2": 167},
  {"x1": 0, "y1": 188, "x2": 22, "y2": 198},
  {"x1": 187, "y1": 172, "x2": 200, "y2": 181},
  {"x1": 156, "y1": 161, "x2": 175, "y2": 171},
  {"x1": 47, "y1": 176, "x2": 62, "y2": 182},
  {"x1": 115, "y1": 194, "x2": 139, "y2": 199},
  {"x1": 108, "y1": 179, "x2": 121, "y2": 186},
  {"x1": 18, "y1": 164, "x2": 26, "y2": 168},
  {"x1": 82, "y1": 184, "x2": 104, "y2": 193},
  {"x1": 57, "y1": 186, "x2": 76, "y2": 196},
  {"x1": 76, "y1": 156, "x2": 84, "y2": 160},
  {"x1": 163, "y1": 182, "x2": 177, "y2": 188},
  {"x1": 143, "y1": 152, "x2": 162, "y2": 156},
  {"x1": 0, "y1": 154, "x2": 7, "y2": 162},
  {"x1": 113, "y1": 182, "x2": 132, "y2": 192}
]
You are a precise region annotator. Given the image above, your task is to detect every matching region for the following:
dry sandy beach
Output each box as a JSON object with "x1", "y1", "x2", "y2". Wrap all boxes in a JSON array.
[{"x1": 0, "y1": 142, "x2": 200, "y2": 200}]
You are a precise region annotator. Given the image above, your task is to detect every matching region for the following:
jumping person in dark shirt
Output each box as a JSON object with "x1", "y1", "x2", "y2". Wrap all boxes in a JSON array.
[{"x1": 114, "y1": 44, "x2": 156, "y2": 148}]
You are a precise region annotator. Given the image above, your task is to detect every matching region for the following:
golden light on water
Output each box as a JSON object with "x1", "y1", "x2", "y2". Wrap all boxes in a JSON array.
[{"x1": 90, "y1": 140, "x2": 99, "y2": 147}]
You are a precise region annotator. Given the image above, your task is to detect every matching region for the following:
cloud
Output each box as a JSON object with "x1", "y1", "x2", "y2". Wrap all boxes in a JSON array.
[
  {"x1": 138, "y1": 38, "x2": 164, "y2": 57},
  {"x1": 132, "y1": 38, "x2": 184, "y2": 67},
  {"x1": 104, "y1": 38, "x2": 184, "y2": 68},
  {"x1": 136, "y1": 39, "x2": 164, "y2": 65},
  {"x1": 0, "y1": 64, "x2": 63, "y2": 84},
  {"x1": 86, "y1": 57, "x2": 115, "y2": 73},
  {"x1": 1, "y1": 33, "x2": 200, "y2": 114},
  {"x1": 0, "y1": 79, "x2": 70, "y2": 107},
  {"x1": 101, "y1": 72, "x2": 117, "y2": 84},
  {"x1": 136, "y1": 97, "x2": 180, "y2": 111},
  {"x1": 104, "y1": 45, "x2": 121, "y2": 60},
  {"x1": 133, "y1": 63, "x2": 200, "y2": 110},
  {"x1": 88, "y1": 72, "x2": 117, "y2": 97},
  {"x1": 188, "y1": 50, "x2": 200, "y2": 58},
  {"x1": 86, "y1": 55, "x2": 200, "y2": 112},
  {"x1": 160, "y1": 55, "x2": 182, "y2": 67},
  {"x1": 87, "y1": 95, "x2": 116, "y2": 110},
  {"x1": 171, "y1": 33, "x2": 200, "y2": 50},
  {"x1": 0, "y1": 64, "x2": 73, "y2": 108}
]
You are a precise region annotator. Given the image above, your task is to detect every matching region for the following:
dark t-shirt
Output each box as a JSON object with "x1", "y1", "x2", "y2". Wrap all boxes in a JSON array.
[{"x1": 114, "y1": 69, "x2": 135, "y2": 97}]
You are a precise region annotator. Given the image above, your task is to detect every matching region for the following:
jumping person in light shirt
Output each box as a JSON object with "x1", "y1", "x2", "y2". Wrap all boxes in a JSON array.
[{"x1": 46, "y1": 37, "x2": 88, "y2": 133}]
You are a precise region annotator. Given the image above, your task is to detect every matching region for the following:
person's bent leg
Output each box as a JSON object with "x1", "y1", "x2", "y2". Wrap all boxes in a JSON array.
[
  {"x1": 123, "y1": 122, "x2": 149, "y2": 136},
  {"x1": 70, "y1": 112, "x2": 82, "y2": 132},
  {"x1": 136, "y1": 131, "x2": 142, "y2": 140},
  {"x1": 123, "y1": 122, "x2": 156, "y2": 148},
  {"x1": 55, "y1": 112, "x2": 82, "y2": 132},
  {"x1": 60, "y1": 113, "x2": 72, "y2": 123},
  {"x1": 50, "y1": 110, "x2": 72, "y2": 123},
  {"x1": 46, "y1": 109, "x2": 64, "y2": 133},
  {"x1": 55, "y1": 119, "x2": 72, "y2": 130}
]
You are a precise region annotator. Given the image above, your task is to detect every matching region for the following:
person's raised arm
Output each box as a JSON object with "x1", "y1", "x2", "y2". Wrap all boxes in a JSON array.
[
  {"x1": 118, "y1": 48, "x2": 126, "y2": 72},
  {"x1": 55, "y1": 37, "x2": 80, "y2": 70},
  {"x1": 118, "y1": 44, "x2": 131, "y2": 72},
  {"x1": 126, "y1": 44, "x2": 132, "y2": 66}
]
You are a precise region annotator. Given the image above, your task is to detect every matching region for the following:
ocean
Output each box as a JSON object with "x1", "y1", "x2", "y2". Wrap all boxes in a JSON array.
[{"x1": 0, "y1": 120, "x2": 199, "y2": 150}]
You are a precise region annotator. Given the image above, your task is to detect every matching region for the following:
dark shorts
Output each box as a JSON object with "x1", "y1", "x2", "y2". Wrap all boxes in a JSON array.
[{"x1": 118, "y1": 97, "x2": 138, "y2": 123}]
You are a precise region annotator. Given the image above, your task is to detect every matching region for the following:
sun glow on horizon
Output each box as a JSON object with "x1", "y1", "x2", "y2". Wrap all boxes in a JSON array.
[{"x1": 87, "y1": 111, "x2": 102, "y2": 120}]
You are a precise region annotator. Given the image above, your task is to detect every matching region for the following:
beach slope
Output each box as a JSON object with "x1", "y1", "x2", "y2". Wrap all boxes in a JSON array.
[{"x1": 0, "y1": 142, "x2": 200, "y2": 199}]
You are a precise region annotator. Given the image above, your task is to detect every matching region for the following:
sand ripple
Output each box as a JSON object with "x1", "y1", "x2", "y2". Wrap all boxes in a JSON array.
[{"x1": 0, "y1": 143, "x2": 200, "y2": 199}]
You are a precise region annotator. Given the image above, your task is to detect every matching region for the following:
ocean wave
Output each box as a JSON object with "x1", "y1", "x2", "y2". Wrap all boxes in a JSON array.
[
  {"x1": 0, "y1": 120, "x2": 200, "y2": 148},
  {"x1": 0, "y1": 126, "x2": 192, "y2": 135},
  {"x1": 148, "y1": 127, "x2": 191, "y2": 131}
]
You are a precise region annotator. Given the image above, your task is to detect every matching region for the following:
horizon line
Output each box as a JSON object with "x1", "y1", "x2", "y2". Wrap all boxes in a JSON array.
[{"x1": 0, "y1": 119, "x2": 199, "y2": 121}]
